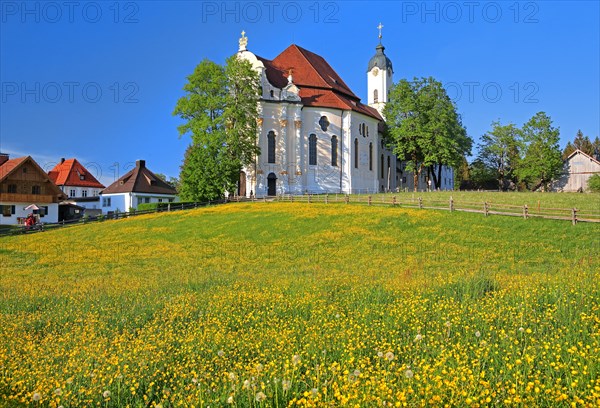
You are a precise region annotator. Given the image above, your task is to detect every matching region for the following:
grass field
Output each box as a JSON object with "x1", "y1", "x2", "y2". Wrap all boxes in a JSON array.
[{"x1": 1, "y1": 202, "x2": 599, "y2": 407}]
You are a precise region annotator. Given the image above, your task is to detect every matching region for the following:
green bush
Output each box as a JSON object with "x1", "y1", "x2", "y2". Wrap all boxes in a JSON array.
[
  {"x1": 137, "y1": 203, "x2": 159, "y2": 212},
  {"x1": 587, "y1": 174, "x2": 600, "y2": 192}
]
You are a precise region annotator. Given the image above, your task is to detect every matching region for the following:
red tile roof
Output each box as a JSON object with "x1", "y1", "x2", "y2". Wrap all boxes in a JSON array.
[
  {"x1": 0, "y1": 156, "x2": 28, "y2": 182},
  {"x1": 48, "y1": 158, "x2": 105, "y2": 188},
  {"x1": 258, "y1": 45, "x2": 382, "y2": 121},
  {"x1": 101, "y1": 160, "x2": 177, "y2": 195}
]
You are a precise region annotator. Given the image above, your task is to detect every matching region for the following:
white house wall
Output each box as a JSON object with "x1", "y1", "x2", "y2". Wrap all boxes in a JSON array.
[{"x1": 0, "y1": 202, "x2": 59, "y2": 225}]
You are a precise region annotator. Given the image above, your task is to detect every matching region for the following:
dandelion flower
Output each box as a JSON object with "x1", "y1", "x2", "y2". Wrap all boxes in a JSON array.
[
  {"x1": 228, "y1": 372, "x2": 236, "y2": 381},
  {"x1": 256, "y1": 363, "x2": 263, "y2": 372},
  {"x1": 282, "y1": 380, "x2": 291, "y2": 391},
  {"x1": 227, "y1": 396, "x2": 234, "y2": 404},
  {"x1": 519, "y1": 327, "x2": 525, "y2": 333},
  {"x1": 255, "y1": 391, "x2": 266, "y2": 402},
  {"x1": 404, "y1": 369, "x2": 414, "y2": 379},
  {"x1": 385, "y1": 351, "x2": 395, "y2": 361},
  {"x1": 414, "y1": 334, "x2": 423, "y2": 342},
  {"x1": 377, "y1": 351, "x2": 384, "y2": 358},
  {"x1": 192, "y1": 378, "x2": 198, "y2": 384},
  {"x1": 311, "y1": 388, "x2": 318, "y2": 397},
  {"x1": 292, "y1": 354, "x2": 301, "y2": 365},
  {"x1": 32, "y1": 392, "x2": 41, "y2": 402},
  {"x1": 103, "y1": 390, "x2": 111, "y2": 398},
  {"x1": 217, "y1": 349, "x2": 225, "y2": 357},
  {"x1": 242, "y1": 380, "x2": 251, "y2": 390},
  {"x1": 54, "y1": 388, "x2": 62, "y2": 396},
  {"x1": 445, "y1": 321, "x2": 452, "y2": 328},
  {"x1": 353, "y1": 369, "x2": 361, "y2": 377},
  {"x1": 475, "y1": 331, "x2": 481, "y2": 338}
]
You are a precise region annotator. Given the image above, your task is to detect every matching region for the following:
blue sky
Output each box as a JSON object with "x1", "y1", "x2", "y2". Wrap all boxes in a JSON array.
[{"x1": 1, "y1": 1, "x2": 599, "y2": 185}]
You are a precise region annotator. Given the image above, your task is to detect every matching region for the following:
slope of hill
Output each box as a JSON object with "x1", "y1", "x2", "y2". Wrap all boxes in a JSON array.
[{"x1": 1, "y1": 203, "x2": 598, "y2": 407}]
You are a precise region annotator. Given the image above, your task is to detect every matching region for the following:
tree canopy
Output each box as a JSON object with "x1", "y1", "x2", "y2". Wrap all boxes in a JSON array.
[
  {"x1": 383, "y1": 77, "x2": 472, "y2": 191},
  {"x1": 173, "y1": 56, "x2": 260, "y2": 201}
]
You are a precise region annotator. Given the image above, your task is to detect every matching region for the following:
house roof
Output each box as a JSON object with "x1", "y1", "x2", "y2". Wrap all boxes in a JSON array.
[
  {"x1": 101, "y1": 160, "x2": 178, "y2": 195},
  {"x1": 48, "y1": 158, "x2": 105, "y2": 188},
  {"x1": 566, "y1": 149, "x2": 600, "y2": 166},
  {"x1": 0, "y1": 156, "x2": 67, "y2": 199},
  {"x1": 0, "y1": 156, "x2": 28, "y2": 182},
  {"x1": 257, "y1": 44, "x2": 382, "y2": 121}
]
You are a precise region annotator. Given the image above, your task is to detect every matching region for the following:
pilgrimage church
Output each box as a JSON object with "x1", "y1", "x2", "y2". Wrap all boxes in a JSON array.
[{"x1": 237, "y1": 28, "x2": 454, "y2": 196}]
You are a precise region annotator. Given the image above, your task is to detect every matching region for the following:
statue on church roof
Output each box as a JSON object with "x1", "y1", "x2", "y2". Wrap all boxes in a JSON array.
[{"x1": 239, "y1": 30, "x2": 248, "y2": 52}]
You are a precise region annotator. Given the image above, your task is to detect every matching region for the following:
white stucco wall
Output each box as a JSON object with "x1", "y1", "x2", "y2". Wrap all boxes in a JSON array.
[{"x1": 0, "y1": 202, "x2": 59, "y2": 225}]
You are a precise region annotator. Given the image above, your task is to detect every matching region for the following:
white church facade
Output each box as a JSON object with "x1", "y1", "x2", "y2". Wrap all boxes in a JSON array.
[{"x1": 236, "y1": 30, "x2": 454, "y2": 196}]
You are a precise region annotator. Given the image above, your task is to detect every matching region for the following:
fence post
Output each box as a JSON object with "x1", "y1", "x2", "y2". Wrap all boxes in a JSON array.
[
  {"x1": 523, "y1": 205, "x2": 528, "y2": 219},
  {"x1": 392, "y1": 196, "x2": 397, "y2": 206},
  {"x1": 290, "y1": 194, "x2": 294, "y2": 203},
  {"x1": 263, "y1": 196, "x2": 266, "y2": 203},
  {"x1": 252, "y1": 195, "x2": 256, "y2": 203},
  {"x1": 418, "y1": 197, "x2": 423, "y2": 209},
  {"x1": 572, "y1": 208, "x2": 577, "y2": 225},
  {"x1": 325, "y1": 194, "x2": 328, "y2": 204},
  {"x1": 449, "y1": 196, "x2": 454, "y2": 212},
  {"x1": 368, "y1": 195, "x2": 372, "y2": 206},
  {"x1": 308, "y1": 194, "x2": 311, "y2": 204},
  {"x1": 345, "y1": 194, "x2": 349, "y2": 204},
  {"x1": 484, "y1": 202, "x2": 489, "y2": 217}
]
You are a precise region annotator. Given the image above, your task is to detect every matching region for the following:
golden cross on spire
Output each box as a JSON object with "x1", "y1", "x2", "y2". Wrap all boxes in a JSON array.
[
  {"x1": 377, "y1": 22, "x2": 383, "y2": 40},
  {"x1": 238, "y1": 30, "x2": 248, "y2": 51}
]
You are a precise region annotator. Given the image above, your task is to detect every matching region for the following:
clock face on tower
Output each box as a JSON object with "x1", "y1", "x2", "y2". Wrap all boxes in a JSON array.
[{"x1": 372, "y1": 67, "x2": 379, "y2": 76}]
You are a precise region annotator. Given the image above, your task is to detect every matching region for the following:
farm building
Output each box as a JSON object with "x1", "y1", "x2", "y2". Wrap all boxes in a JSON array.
[
  {"x1": 99, "y1": 160, "x2": 177, "y2": 213},
  {"x1": 0, "y1": 153, "x2": 66, "y2": 225},
  {"x1": 552, "y1": 149, "x2": 600, "y2": 192}
]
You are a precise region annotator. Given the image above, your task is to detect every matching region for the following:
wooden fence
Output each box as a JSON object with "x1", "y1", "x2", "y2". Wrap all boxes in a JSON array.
[{"x1": 259, "y1": 193, "x2": 600, "y2": 224}]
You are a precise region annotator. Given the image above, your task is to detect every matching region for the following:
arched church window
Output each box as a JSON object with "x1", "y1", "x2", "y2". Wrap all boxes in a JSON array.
[
  {"x1": 319, "y1": 116, "x2": 330, "y2": 131},
  {"x1": 331, "y1": 136, "x2": 338, "y2": 167},
  {"x1": 374, "y1": 89, "x2": 378, "y2": 103},
  {"x1": 309, "y1": 134, "x2": 317, "y2": 165},
  {"x1": 270, "y1": 90, "x2": 274, "y2": 98},
  {"x1": 380, "y1": 154, "x2": 384, "y2": 178},
  {"x1": 354, "y1": 138, "x2": 359, "y2": 169},
  {"x1": 359, "y1": 123, "x2": 362, "y2": 136},
  {"x1": 267, "y1": 131, "x2": 276, "y2": 163},
  {"x1": 369, "y1": 143, "x2": 373, "y2": 171}
]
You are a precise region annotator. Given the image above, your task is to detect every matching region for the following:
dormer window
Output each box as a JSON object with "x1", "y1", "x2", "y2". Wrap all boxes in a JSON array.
[{"x1": 80, "y1": 174, "x2": 85, "y2": 180}]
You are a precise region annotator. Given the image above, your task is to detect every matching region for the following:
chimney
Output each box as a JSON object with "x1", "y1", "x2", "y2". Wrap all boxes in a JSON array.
[
  {"x1": 136, "y1": 159, "x2": 146, "y2": 168},
  {"x1": 60, "y1": 158, "x2": 65, "y2": 164},
  {"x1": 0, "y1": 153, "x2": 8, "y2": 166}
]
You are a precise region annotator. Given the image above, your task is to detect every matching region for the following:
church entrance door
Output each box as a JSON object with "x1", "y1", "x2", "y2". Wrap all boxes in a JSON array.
[
  {"x1": 238, "y1": 171, "x2": 246, "y2": 197},
  {"x1": 267, "y1": 173, "x2": 277, "y2": 196}
]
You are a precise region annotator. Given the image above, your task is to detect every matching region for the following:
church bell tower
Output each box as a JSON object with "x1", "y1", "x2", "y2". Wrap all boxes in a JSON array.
[{"x1": 367, "y1": 23, "x2": 393, "y2": 116}]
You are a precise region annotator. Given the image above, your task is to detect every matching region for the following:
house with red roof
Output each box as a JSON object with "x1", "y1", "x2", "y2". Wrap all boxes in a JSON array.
[
  {"x1": 0, "y1": 153, "x2": 66, "y2": 225},
  {"x1": 234, "y1": 30, "x2": 454, "y2": 196},
  {"x1": 48, "y1": 158, "x2": 105, "y2": 218},
  {"x1": 99, "y1": 160, "x2": 177, "y2": 213}
]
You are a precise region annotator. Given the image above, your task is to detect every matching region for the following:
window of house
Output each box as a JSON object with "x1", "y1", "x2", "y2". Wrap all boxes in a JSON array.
[
  {"x1": 158, "y1": 198, "x2": 163, "y2": 203},
  {"x1": 309, "y1": 134, "x2": 317, "y2": 165},
  {"x1": 319, "y1": 116, "x2": 330, "y2": 132},
  {"x1": 1, "y1": 205, "x2": 15, "y2": 217},
  {"x1": 138, "y1": 197, "x2": 144, "y2": 205},
  {"x1": 102, "y1": 197, "x2": 111, "y2": 207},
  {"x1": 40, "y1": 206, "x2": 48, "y2": 217},
  {"x1": 374, "y1": 89, "x2": 378, "y2": 103},
  {"x1": 169, "y1": 198, "x2": 174, "y2": 203},
  {"x1": 32, "y1": 185, "x2": 41, "y2": 195},
  {"x1": 387, "y1": 156, "x2": 391, "y2": 177},
  {"x1": 267, "y1": 131, "x2": 276, "y2": 163},
  {"x1": 358, "y1": 123, "x2": 362, "y2": 136},
  {"x1": 369, "y1": 143, "x2": 373, "y2": 171},
  {"x1": 69, "y1": 189, "x2": 76, "y2": 197},
  {"x1": 270, "y1": 90, "x2": 274, "y2": 98},
  {"x1": 7, "y1": 184, "x2": 16, "y2": 193},
  {"x1": 93, "y1": 190, "x2": 98, "y2": 196},
  {"x1": 82, "y1": 190, "x2": 88, "y2": 197},
  {"x1": 80, "y1": 174, "x2": 85, "y2": 180},
  {"x1": 331, "y1": 136, "x2": 338, "y2": 167},
  {"x1": 144, "y1": 197, "x2": 150, "y2": 203},
  {"x1": 22, "y1": 167, "x2": 27, "y2": 173},
  {"x1": 354, "y1": 138, "x2": 359, "y2": 168}
]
